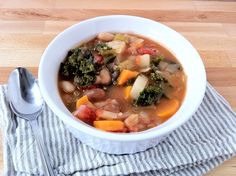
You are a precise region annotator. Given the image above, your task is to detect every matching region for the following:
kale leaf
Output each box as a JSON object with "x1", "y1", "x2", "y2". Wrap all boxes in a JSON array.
[
  {"x1": 133, "y1": 84, "x2": 163, "y2": 106},
  {"x1": 74, "y1": 74, "x2": 96, "y2": 87},
  {"x1": 150, "y1": 72, "x2": 164, "y2": 82},
  {"x1": 150, "y1": 55, "x2": 164, "y2": 70},
  {"x1": 60, "y1": 47, "x2": 96, "y2": 87},
  {"x1": 94, "y1": 42, "x2": 112, "y2": 53},
  {"x1": 60, "y1": 48, "x2": 82, "y2": 76}
]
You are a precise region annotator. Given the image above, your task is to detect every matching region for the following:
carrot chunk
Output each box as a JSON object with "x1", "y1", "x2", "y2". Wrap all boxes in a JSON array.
[
  {"x1": 117, "y1": 69, "x2": 139, "y2": 85},
  {"x1": 124, "y1": 86, "x2": 132, "y2": 100},
  {"x1": 76, "y1": 95, "x2": 90, "y2": 108},
  {"x1": 156, "y1": 98, "x2": 180, "y2": 121},
  {"x1": 93, "y1": 120, "x2": 125, "y2": 132}
]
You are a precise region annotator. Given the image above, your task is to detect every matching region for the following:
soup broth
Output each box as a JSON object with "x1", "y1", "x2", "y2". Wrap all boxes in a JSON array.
[{"x1": 58, "y1": 32, "x2": 186, "y2": 133}]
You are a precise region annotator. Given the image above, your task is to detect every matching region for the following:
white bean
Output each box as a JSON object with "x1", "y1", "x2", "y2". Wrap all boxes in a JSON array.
[
  {"x1": 100, "y1": 68, "x2": 111, "y2": 85},
  {"x1": 95, "y1": 68, "x2": 111, "y2": 85},
  {"x1": 98, "y1": 32, "x2": 115, "y2": 41},
  {"x1": 60, "y1": 81, "x2": 75, "y2": 93}
]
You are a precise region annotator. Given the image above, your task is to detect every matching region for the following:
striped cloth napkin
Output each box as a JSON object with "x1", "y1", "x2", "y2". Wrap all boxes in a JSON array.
[{"x1": 0, "y1": 83, "x2": 236, "y2": 176}]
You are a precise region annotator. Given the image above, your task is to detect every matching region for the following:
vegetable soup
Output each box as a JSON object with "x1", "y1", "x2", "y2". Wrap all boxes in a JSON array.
[{"x1": 58, "y1": 32, "x2": 186, "y2": 133}]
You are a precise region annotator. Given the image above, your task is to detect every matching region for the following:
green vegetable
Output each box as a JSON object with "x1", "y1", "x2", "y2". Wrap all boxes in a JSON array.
[
  {"x1": 60, "y1": 41, "x2": 118, "y2": 87},
  {"x1": 114, "y1": 34, "x2": 129, "y2": 43},
  {"x1": 133, "y1": 84, "x2": 163, "y2": 106},
  {"x1": 60, "y1": 48, "x2": 81, "y2": 76},
  {"x1": 94, "y1": 42, "x2": 112, "y2": 53},
  {"x1": 60, "y1": 48, "x2": 95, "y2": 75},
  {"x1": 74, "y1": 74, "x2": 96, "y2": 87},
  {"x1": 79, "y1": 59, "x2": 95, "y2": 73},
  {"x1": 150, "y1": 55, "x2": 164, "y2": 70},
  {"x1": 94, "y1": 42, "x2": 116, "y2": 64},
  {"x1": 153, "y1": 55, "x2": 164, "y2": 64},
  {"x1": 150, "y1": 72, "x2": 165, "y2": 82},
  {"x1": 60, "y1": 47, "x2": 97, "y2": 87}
]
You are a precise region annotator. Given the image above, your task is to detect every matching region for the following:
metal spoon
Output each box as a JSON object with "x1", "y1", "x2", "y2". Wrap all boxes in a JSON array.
[{"x1": 8, "y1": 68, "x2": 55, "y2": 176}]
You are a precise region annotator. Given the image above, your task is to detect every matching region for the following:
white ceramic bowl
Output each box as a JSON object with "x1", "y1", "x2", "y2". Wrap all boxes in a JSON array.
[{"x1": 39, "y1": 15, "x2": 206, "y2": 154}]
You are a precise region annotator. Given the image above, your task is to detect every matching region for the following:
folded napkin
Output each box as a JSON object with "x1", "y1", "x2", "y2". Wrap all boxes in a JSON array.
[{"x1": 0, "y1": 83, "x2": 236, "y2": 176}]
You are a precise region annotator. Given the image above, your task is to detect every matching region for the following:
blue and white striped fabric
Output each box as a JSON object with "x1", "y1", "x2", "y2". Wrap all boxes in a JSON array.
[{"x1": 0, "y1": 83, "x2": 236, "y2": 176}]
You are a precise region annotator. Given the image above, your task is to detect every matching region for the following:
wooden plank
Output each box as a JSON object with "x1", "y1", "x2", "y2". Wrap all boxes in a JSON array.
[
  {"x1": 226, "y1": 50, "x2": 236, "y2": 67},
  {"x1": 43, "y1": 21, "x2": 76, "y2": 34},
  {"x1": 0, "y1": 9, "x2": 235, "y2": 23},
  {"x1": 0, "y1": 0, "x2": 55, "y2": 8},
  {"x1": 199, "y1": 50, "x2": 231, "y2": 68},
  {"x1": 205, "y1": 157, "x2": 236, "y2": 176},
  {"x1": 54, "y1": 0, "x2": 195, "y2": 10},
  {"x1": 223, "y1": 23, "x2": 236, "y2": 37},
  {"x1": 207, "y1": 68, "x2": 236, "y2": 86},
  {"x1": 164, "y1": 22, "x2": 227, "y2": 37},
  {"x1": 44, "y1": 21, "x2": 229, "y2": 36},
  {"x1": 0, "y1": 34, "x2": 55, "y2": 50},
  {"x1": 0, "y1": 21, "x2": 45, "y2": 34},
  {"x1": 194, "y1": 1, "x2": 236, "y2": 12},
  {"x1": 183, "y1": 35, "x2": 236, "y2": 51},
  {"x1": 214, "y1": 86, "x2": 236, "y2": 112},
  {"x1": 0, "y1": 49, "x2": 43, "y2": 67}
]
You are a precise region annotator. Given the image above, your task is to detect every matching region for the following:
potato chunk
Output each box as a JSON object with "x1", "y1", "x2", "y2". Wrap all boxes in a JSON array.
[{"x1": 107, "y1": 41, "x2": 126, "y2": 54}]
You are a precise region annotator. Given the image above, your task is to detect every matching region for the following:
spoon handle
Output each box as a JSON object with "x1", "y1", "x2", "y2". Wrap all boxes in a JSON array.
[{"x1": 30, "y1": 119, "x2": 55, "y2": 176}]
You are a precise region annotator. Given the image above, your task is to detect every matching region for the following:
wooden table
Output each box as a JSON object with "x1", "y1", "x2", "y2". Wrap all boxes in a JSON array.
[{"x1": 0, "y1": 0, "x2": 235, "y2": 175}]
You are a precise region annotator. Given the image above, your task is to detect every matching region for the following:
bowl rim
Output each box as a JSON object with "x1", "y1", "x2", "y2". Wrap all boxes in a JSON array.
[{"x1": 39, "y1": 15, "x2": 206, "y2": 142}]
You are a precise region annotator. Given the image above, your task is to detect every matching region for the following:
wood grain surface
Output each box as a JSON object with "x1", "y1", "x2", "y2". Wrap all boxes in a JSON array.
[{"x1": 0, "y1": 0, "x2": 236, "y2": 175}]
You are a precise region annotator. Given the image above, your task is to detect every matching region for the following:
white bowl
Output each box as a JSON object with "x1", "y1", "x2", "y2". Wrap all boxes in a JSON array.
[{"x1": 39, "y1": 15, "x2": 206, "y2": 154}]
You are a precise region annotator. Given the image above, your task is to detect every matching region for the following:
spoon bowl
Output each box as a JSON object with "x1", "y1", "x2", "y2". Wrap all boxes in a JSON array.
[{"x1": 8, "y1": 68, "x2": 44, "y2": 120}]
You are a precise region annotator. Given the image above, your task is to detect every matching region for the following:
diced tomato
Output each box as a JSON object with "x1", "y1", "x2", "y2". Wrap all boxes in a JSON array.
[
  {"x1": 137, "y1": 47, "x2": 157, "y2": 55},
  {"x1": 73, "y1": 105, "x2": 96, "y2": 120},
  {"x1": 94, "y1": 55, "x2": 104, "y2": 64}
]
